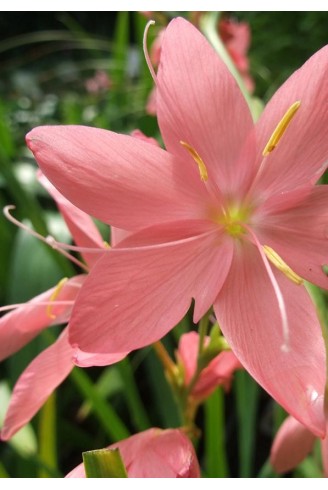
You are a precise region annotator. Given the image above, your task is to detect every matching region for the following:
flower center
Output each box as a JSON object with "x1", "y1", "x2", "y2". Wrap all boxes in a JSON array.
[{"x1": 218, "y1": 203, "x2": 250, "y2": 238}]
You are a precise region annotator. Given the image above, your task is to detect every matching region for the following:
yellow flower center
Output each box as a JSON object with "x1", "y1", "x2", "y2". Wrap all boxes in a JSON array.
[{"x1": 217, "y1": 203, "x2": 251, "y2": 238}]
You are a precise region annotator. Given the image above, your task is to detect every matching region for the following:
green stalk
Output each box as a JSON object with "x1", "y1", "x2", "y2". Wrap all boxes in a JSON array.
[
  {"x1": 204, "y1": 388, "x2": 228, "y2": 477},
  {"x1": 38, "y1": 393, "x2": 57, "y2": 478}
]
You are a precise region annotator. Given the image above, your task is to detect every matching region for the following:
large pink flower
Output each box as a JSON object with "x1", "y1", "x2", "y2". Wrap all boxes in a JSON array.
[
  {"x1": 26, "y1": 18, "x2": 328, "y2": 436},
  {"x1": 66, "y1": 428, "x2": 200, "y2": 478}
]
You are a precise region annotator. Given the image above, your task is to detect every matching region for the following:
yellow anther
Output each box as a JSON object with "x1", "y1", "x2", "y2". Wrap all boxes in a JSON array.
[
  {"x1": 180, "y1": 141, "x2": 208, "y2": 182},
  {"x1": 47, "y1": 277, "x2": 68, "y2": 319},
  {"x1": 263, "y1": 246, "x2": 303, "y2": 285},
  {"x1": 103, "y1": 241, "x2": 111, "y2": 249},
  {"x1": 262, "y1": 101, "x2": 301, "y2": 156}
]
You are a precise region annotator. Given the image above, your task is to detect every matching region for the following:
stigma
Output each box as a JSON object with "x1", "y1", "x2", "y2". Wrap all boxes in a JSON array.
[
  {"x1": 262, "y1": 101, "x2": 301, "y2": 156},
  {"x1": 180, "y1": 141, "x2": 208, "y2": 182}
]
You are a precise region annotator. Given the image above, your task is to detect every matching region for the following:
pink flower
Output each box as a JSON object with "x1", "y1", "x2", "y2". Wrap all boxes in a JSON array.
[
  {"x1": 177, "y1": 331, "x2": 241, "y2": 401},
  {"x1": 270, "y1": 415, "x2": 328, "y2": 477},
  {"x1": 0, "y1": 173, "x2": 126, "y2": 440},
  {"x1": 85, "y1": 70, "x2": 112, "y2": 94},
  {"x1": 26, "y1": 18, "x2": 328, "y2": 436},
  {"x1": 219, "y1": 18, "x2": 255, "y2": 93},
  {"x1": 66, "y1": 428, "x2": 200, "y2": 478}
]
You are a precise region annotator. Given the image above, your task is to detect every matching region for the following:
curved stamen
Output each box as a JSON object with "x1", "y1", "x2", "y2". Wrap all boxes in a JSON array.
[
  {"x1": 47, "y1": 278, "x2": 68, "y2": 319},
  {"x1": 4, "y1": 205, "x2": 89, "y2": 272},
  {"x1": 242, "y1": 223, "x2": 290, "y2": 353},
  {"x1": 143, "y1": 20, "x2": 157, "y2": 86},
  {"x1": 262, "y1": 101, "x2": 301, "y2": 156}
]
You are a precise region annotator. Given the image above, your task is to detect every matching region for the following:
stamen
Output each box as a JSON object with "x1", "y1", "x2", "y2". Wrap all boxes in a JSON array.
[
  {"x1": 180, "y1": 141, "x2": 208, "y2": 182},
  {"x1": 263, "y1": 246, "x2": 303, "y2": 285},
  {"x1": 47, "y1": 278, "x2": 68, "y2": 319},
  {"x1": 262, "y1": 101, "x2": 301, "y2": 156},
  {"x1": 4, "y1": 205, "x2": 90, "y2": 272},
  {"x1": 103, "y1": 241, "x2": 111, "y2": 249},
  {"x1": 242, "y1": 224, "x2": 290, "y2": 352},
  {"x1": 143, "y1": 20, "x2": 157, "y2": 86}
]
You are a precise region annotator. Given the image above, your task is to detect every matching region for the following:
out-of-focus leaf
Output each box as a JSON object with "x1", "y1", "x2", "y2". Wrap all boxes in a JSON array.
[
  {"x1": 70, "y1": 368, "x2": 130, "y2": 442},
  {"x1": 118, "y1": 358, "x2": 150, "y2": 431},
  {"x1": 0, "y1": 381, "x2": 37, "y2": 457},
  {"x1": 83, "y1": 448, "x2": 128, "y2": 478}
]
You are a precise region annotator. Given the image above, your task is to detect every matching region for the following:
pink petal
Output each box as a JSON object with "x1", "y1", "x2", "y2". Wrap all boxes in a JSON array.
[
  {"x1": 131, "y1": 129, "x2": 160, "y2": 147},
  {"x1": 66, "y1": 428, "x2": 200, "y2": 478},
  {"x1": 253, "y1": 45, "x2": 328, "y2": 198},
  {"x1": 1, "y1": 329, "x2": 73, "y2": 440},
  {"x1": 156, "y1": 17, "x2": 255, "y2": 197},
  {"x1": 26, "y1": 126, "x2": 212, "y2": 231},
  {"x1": 270, "y1": 416, "x2": 316, "y2": 473},
  {"x1": 0, "y1": 275, "x2": 84, "y2": 362},
  {"x1": 255, "y1": 186, "x2": 328, "y2": 289},
  {"x1": 214, "y1": 242, "x2": 326, "y2": 437},
  {"x1": 177, "y1": 331, "x2": 199, "y2": 384},
  {"x1": 72, "y1": 347, "x2": 127, "y2": 368},
  {"x1": 69, "y1": 225, "x2": 233, "y2": 354},
  {"x1": 38, "y1": 171, "x2": 105, "y2": 268},
  {"x1": 110, "y1": 227, "x2": 132, "y2": 247},
  {"x1": 194, "y1": 351, "x2": 242, "y2": 398}
]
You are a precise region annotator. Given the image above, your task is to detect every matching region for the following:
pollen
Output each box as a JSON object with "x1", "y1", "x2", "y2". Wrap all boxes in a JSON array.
[
  {"x1": 262, "y1": 101, "x2": 301, "y2": 156},
  {"x1": 263, "y1": 245, "x2": 303, "y2": 285},
  {"x1": 47, "y1": 277, "x2": 68, "y2": 319},
  {"x1": 180, "y1": 141, "x2": 208, "y2": 182}
]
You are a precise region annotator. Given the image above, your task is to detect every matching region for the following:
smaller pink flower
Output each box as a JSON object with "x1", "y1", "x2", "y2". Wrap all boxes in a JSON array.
[
  {"x1": 270, "y1": 415, "x2": 328, "y2": 476},
  {"x1": 85, "y1": 70, "x2": 112, "y2": 94},
  {"x1": 0, "y1": 173, "x2": 126, "y2": 440},
  {"x1": 219, "y1": 18, "x2": 255, "y2": 93},
  {"x1": 177, "y1": 331, "x2": 242, "y2": 401},
  {"x1": 66, "y1": 428, "x2": 200, "y2": 478}
]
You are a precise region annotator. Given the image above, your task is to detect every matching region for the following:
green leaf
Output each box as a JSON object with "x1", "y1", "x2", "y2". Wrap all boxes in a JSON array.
[
  {"x1": 70, "y1": 368, "x2": 130, "y2": 441},
  {"x1": 235, "y1": 370, "x2": 260, "y2": 477},
  {"x1": 118, "y1": 358, "x2": 151, "y2": 431},
  {"x1": 204, "y1": 388, "x2": 229, "y2": 477},
  {"x1": 83, "y1": 448, "x2": 128, "y2": 478},
  {"x1": 38, "y1": 393, "x2": 57, "y2": 478}
]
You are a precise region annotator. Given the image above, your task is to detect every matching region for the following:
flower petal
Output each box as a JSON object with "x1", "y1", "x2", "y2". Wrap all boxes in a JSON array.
[
  {"x1": 270, "y1": 416, "x2": 315, "y2": 474},
  {"x1": 38, "y1": 171, "x2": 105, "y2": 268},
  {"x1": 214, "y1": 241, "x2": 326, "y2": 437},
  {"x1": 72, "y1": 348, "x2": 127, "y2": 368},
  {"x1": 156, "y1": 17, "x2": 255, "y2": 196},
  {"x1": 254, "y1": 45, "x2": 328, "y2": 197},
  {"x1": 69, "y1": 226, "x2": 233, "y2": 355},
  {"x1": 1, "y1": 329, "x2": 73, "y2": 440},
  {"x1": 66, "y1": 428, "x2": 200, "y2": 478},
  {"x1": 26, "y1": 126, "x2": 212, "y2": 231},
  {"x1": 0, "y1": 275, "x2": 84, "y2": 362},
  {"x1": 255, "y1": 186, "x2": 328, "y2": 289}
]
